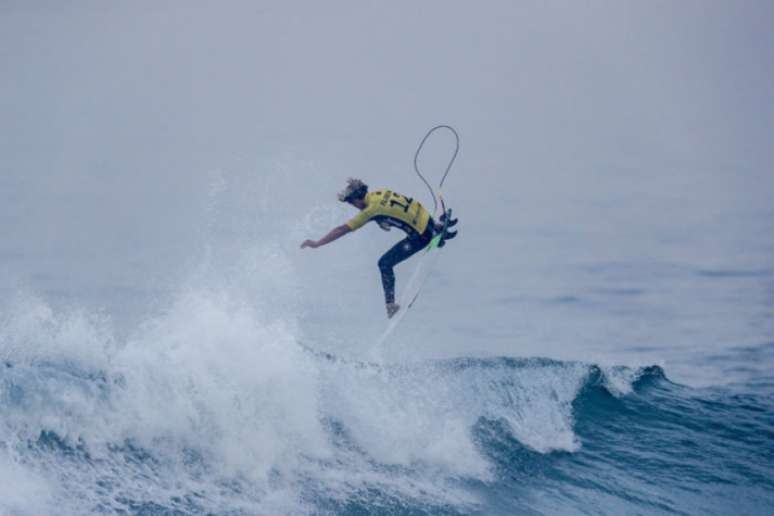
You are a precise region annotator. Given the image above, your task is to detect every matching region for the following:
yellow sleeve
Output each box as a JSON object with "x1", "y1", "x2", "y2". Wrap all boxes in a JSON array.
[{"x1": 345, "y1": 208, "x2": 374, "y2": 231}]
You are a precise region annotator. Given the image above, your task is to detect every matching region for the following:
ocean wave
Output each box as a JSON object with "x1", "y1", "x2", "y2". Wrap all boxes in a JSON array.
[{"x1": 2, "y1": 293, "x2": 772, "y2": 515}]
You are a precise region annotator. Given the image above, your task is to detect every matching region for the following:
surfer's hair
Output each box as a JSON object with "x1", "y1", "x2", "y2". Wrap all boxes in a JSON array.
[{"x1": 338, "y1": 178, "x2": 368, "y2": 202}]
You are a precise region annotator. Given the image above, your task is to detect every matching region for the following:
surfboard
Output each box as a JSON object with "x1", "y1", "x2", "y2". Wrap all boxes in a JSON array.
[
  {"x1": 370, "y1": 124, "x2": 459, "y2": 357},
  {"x1": 371, "y1": 209, "x2": 452, "y2": 351}
]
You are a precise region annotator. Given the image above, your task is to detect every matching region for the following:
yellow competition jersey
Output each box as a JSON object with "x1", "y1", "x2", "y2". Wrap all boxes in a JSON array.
[{"x1": 346, "y1": 190, "x2": 431, "y2": 238}]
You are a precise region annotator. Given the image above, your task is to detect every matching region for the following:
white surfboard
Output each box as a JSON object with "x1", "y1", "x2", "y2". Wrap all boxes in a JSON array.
[{"x1": 371, "y1": 215, "x2": 449, "y2": 353}]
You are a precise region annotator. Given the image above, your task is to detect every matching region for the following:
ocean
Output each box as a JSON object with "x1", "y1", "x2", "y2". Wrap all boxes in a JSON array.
[
  {"x1": 2, "y1": 153, "x2": 773, "y2": 514},
  {"x1": 2, "y1": 1, "x2": 774, "y2": 514}
]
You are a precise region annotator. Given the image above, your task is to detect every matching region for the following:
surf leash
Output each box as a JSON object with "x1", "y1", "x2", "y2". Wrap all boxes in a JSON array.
[{"x1": 413, "y1": 124, "x2": 459, "y2": 217}]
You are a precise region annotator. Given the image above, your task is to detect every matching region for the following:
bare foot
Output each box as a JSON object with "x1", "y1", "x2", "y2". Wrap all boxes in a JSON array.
[{"x1": 386, "y1": 303, "x2": 400, "y2": 318}]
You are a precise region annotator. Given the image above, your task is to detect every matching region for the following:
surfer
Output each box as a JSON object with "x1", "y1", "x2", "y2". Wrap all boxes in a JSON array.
[{"x1": 301, "y1": 178, "x2": 457, "y2": 318}]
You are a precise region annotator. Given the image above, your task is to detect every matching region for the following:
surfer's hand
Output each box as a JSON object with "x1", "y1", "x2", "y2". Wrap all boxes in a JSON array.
[{"x1": 301, "y1": 240, "x2": 318, "y2": 249}]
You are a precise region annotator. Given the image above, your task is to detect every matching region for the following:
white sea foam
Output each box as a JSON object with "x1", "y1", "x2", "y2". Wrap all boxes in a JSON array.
[
  {"x1": 0, "y1": 453, "x2": 59, "y2": 516},
  {"x1": 599, "y1": 365, "x2": 641, "y2": 397},
  {"x1": 0, "y1": 238, "x2": 618, "y2": 513}
]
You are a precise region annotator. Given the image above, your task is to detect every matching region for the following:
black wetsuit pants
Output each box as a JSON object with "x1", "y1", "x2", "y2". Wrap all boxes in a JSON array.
[{"x1": 377, "y1": 224, "x2": 434, "y2": 305}]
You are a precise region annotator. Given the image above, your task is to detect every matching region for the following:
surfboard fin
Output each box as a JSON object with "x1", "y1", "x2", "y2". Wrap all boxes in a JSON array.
[
  {"x1": 436, "y1": 209, "x2": 458, "y2": 248},
  {"x1": 438, "y1": 230, "x2": 457, "y2": 248},
  {"x1": 440, "y1": 212, "x2": 458, "y2": 228}
]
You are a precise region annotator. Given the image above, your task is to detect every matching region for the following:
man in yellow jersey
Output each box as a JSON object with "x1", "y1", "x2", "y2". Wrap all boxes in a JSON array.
[{"x1": 301, "y1": 178, "x2": 457, "y2": 318}]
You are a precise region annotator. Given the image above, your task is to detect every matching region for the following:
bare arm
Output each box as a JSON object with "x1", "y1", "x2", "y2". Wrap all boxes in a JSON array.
[{"x1": 301, "y1": 224, "x2": 352, "y2": 249}]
